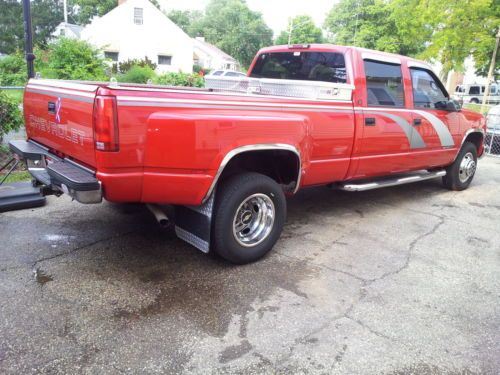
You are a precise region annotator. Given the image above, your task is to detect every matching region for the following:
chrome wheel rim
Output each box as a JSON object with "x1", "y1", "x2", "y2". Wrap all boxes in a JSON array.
[
  {"x1": 459, "y1": 152, "x2": 476, "y2": 183},
  {"x1": 232, "y1": 193, "x2": 275, "y2": 247}
]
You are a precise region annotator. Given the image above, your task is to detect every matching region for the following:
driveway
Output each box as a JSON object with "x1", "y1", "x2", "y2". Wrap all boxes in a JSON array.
[{"x1": 1, "y1": 157, "x2": 499, "y2": 375}]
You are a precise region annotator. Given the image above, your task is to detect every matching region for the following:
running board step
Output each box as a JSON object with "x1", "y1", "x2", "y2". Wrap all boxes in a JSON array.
[{"x1": 338, "y1": 170, "x2": 446, "y2": 192}]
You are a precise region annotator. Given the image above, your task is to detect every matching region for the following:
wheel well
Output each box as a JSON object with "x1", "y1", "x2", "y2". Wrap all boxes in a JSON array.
[
  {"x1": 218, "y1": 150, "x2": 300, "y2": 192},
  {"x1": 464, "y1": 132, "x2": 484, "y2": 153}
]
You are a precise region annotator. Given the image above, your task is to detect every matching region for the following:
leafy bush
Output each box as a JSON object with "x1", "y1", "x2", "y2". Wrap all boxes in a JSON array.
[
  {"x1": 0, "y1": 52, "x2": 26, "y2": 86},
  {"x1": 118, "y1": 65, "x2": 156, "y2": 84},
  {"x1": 117, "y1": 57, "x2": 157, "y2": 74},
  {"x1": 41, "y1": 38, "x2": 108, "y2": 81},
  {"x1": 0, "y1": 91, "x2": 23, "y2": 142},
  {"x1": 0, "y1": 48, "x2": 48, "y2": 86},
  {"x1": 152, "y1": 72, "x2": 204, "y2": 87}
]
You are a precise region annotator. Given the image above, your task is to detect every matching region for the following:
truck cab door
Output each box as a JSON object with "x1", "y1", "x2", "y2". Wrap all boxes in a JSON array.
[
  {"x1": 407, "y1": 67, "x2": 458, "y2": 169},
  {"x1": 352, "y1": 59, "x2": 417, "y2": 178}
]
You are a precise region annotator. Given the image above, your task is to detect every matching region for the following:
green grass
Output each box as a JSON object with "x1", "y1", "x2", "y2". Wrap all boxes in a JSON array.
[
  {"x1": 463, "y1": 103, "x2": 492, "y2": 115},
  {"x1": 1, "y1": 170, "x2": 31, "y2": 183}
]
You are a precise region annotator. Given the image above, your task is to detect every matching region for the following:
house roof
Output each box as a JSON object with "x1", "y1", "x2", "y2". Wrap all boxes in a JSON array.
[
  {"x1": 58, "y1": 22, "x2": 84, "y2": 38},
  {"x1": 193, "y1": 38, "x2": 237, "y2": 63}
]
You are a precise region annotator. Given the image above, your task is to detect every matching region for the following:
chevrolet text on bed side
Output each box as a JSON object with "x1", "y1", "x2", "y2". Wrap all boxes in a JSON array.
[{"x1": 10, "y1": 44, "x2": 486, "y2": 264}]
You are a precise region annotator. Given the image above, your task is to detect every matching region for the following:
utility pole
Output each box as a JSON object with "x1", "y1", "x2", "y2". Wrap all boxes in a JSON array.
[
  {"x1": 481, "y1": 29, "x2": 500, "y2": 114},
  {"x1": 63, "y1": 0, "x2": 68, "y2": 23},
  {"x1": 22, "y1": 0, "x2": 35, "y2": 79},
  {"x1": 287, "y1": 19, "x2": 293, "y2": 45}
]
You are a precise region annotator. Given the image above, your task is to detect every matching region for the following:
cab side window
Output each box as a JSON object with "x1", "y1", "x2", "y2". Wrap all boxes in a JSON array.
[
  {"x1": 410, "y1": 68, "x2": 447, "y2": 109},
  {"x1": 364, "y1": 60, "x2": 405, "y2": 107}
]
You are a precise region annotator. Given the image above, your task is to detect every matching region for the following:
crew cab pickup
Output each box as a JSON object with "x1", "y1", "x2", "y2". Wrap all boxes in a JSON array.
[{"x1": 10, "y1": 44, "x2": 486, "y2": 264}]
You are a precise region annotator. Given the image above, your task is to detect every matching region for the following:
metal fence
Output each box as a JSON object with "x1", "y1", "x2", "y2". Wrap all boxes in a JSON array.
[{"x1": 485, "y1": 109, "x2": 500, "y2": 157}]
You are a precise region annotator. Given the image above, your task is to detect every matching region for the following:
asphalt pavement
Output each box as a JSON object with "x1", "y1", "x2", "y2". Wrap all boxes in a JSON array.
[{"x1": 1, "y1": 157, "x2": 499, "y2": 375}]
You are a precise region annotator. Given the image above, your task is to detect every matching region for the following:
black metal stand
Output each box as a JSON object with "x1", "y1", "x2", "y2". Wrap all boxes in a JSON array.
[
  {"x1": 0, "y1": 158, "x2": 20, "y2": 186},
  {"x1": 22, "y1": 0, "x2": 35, "y2": 79}
]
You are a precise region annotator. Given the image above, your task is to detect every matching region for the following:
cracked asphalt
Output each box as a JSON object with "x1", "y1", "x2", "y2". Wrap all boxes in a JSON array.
[{"x1": 1, "y1": 157, "x2": 499, "y2": 375}]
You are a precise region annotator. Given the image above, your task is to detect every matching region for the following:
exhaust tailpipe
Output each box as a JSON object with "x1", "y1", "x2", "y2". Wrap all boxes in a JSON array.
[{"x1": 146, "y1": 204, "x2": 170, "y2": 228}]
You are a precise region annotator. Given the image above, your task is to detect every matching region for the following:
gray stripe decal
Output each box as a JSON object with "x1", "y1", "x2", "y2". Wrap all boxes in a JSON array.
[
  {"x1": 26, "y1": 87, "x2": 94, "y2": 103},
  {"x1": 364, "y1": 111, "x2": 426, "y2": 149},
  {"x1": 414, "y1": 110, "x2": 455, "y2": 147},
  {"x1": 117, "y1": 100, "x2": 354, "y2": 113}
]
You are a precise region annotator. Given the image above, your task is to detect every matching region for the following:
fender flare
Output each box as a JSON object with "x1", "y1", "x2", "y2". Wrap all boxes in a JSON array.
[
  {"x1": 454, "y1": 128, "x2": 485, "y2": 161},
  {"x1": 202, "y1": 143, "x2": 302, "y2": 203}
]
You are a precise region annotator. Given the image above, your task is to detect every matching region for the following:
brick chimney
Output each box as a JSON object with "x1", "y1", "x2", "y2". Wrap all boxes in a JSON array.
[{"x1": 118, "y1": 0, "x2": 127, "y2": 5}]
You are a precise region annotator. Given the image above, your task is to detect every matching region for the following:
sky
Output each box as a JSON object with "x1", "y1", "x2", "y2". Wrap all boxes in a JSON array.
[{"x1": 159, "y1": 0, "x2": 337, "y2": 36}]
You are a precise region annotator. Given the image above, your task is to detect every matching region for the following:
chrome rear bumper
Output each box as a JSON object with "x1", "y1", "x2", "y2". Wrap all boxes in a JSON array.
[{"x1": 9, "y1": 140, "x2": 102, "y2": 204}]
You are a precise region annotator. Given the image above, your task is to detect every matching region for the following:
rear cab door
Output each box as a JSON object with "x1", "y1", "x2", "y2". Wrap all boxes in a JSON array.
[{"x1": 350, "y1": 52, "x2": 418, "y2": 178}]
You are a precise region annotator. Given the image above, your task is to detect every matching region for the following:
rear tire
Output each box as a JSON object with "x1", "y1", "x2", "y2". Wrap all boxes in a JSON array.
[
  {"x1": 442, "y1": 142, "x2": 478, "y2": 191},
  {"x1": 212, "y1": 172, "x2": 286, "y2": 264}
]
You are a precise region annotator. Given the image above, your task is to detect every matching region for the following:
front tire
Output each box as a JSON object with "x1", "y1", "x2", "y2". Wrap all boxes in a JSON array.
[
  {"x1": 442, "y1": 142, "x2": 478, "y2": 191},
  {"x1": 212, "y1": 172, "x2": 286, "y2": 264}
]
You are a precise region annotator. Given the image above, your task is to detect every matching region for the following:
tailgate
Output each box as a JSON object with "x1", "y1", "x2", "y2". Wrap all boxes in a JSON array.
[{"x1": 24, "y1": 79, "x2": 99, "y2": 168}]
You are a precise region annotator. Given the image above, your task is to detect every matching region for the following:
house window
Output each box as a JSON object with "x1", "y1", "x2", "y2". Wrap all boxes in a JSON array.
[
  {"x1": 134, "y1": 8, "x2": 143, "y2": 25},
  {"x1": 104, "y1": 51, "x2": 119, "y2": 62},
  {"x1": 158, "y1": 55, "x2": 172, "y2": 65}
]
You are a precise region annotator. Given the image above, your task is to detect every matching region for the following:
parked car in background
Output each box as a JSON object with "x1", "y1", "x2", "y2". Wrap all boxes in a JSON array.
[
  {"x1": 453, "y1": 83, "x2": 500, "y2": 105},
  {"x1": 485, "y1": 104, "x2": 500, "y2": 155},
  {"x1": 207, "y1": 69, "x2": 247, "y2": 77}
]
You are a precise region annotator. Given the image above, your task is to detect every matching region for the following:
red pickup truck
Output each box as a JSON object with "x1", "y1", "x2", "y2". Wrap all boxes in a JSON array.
[{"x1": 10, "y1": 44, "x2": 485, "y2": 264}]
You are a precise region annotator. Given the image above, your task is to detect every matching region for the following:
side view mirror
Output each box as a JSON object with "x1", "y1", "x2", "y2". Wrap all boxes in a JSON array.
[
  {"x1": 436, "y1": 99, "x2": 461, "y2": 112},
  {"x1": 450, "y1": 99, "x2": 462, "y2": 111}
]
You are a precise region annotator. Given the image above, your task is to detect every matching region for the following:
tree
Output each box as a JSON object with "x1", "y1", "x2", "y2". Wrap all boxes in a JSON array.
[
  {"x1": 190, "y1": 0, "x2": 273, "y2": 67},
  {"x1": 418, "y1": 0, "x2": 500, "y2": 79},
  {"x1": 166, "y1": 9, "x2": 203, "y2": 36},
  {"x1": 324, "y1": 0, "x2": 499, "y2": 79},
  {"x1": 323, "y1": 0, "x2": 427, "y2": 57},
  {"x1": 0, "y1": 0, "x2": 63, "y2": 54},
  {"x1": 275, "y1": 15, "x2": 323, "y2": 45}
]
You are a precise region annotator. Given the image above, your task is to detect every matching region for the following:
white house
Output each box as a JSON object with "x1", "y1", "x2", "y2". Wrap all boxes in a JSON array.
[
  {"x1": 52, "y1": 22, "x2": 84, "y2": 39},
  {"x1": 193, "y1": 37, "x2": 240, "y2": 71},
  {"x1": 80, "y1": 0, "x2": 193, "y2": 73}
]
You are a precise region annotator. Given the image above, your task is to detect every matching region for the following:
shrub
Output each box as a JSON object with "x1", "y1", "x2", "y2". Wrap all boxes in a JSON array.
[
  {"x1": 0, "y1": 53, "x2": 27, "y2": 86},
  {"x1": 0, "y1": 91, "x2": 23, "y2": 142},
  {"x1": 152, "y1": 72, "x2": 204, "y2": 87},
  {"x1": 118, "y1": 65, "x2": 156, "y2": 84},
  {"x1": 0, "y1": 48, "x2": 48, "y2": 86},
  {"x1": 41, "y1": 38, "x2": 108, "y2": 81},
  {"x1": 118, "y1": 57, "x2": 157, "y2": 74}
]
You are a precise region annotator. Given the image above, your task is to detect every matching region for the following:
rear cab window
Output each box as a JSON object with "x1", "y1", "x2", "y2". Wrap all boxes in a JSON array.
[
  {"x1": 249, "y1": 51, "x2": 347, "y2": 83},
  {"x1": 363, "y1": 60, "x2": 404, "y2": 107}
]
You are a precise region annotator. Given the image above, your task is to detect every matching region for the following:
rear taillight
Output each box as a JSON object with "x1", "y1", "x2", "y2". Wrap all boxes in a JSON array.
[{"x1": 93, "y1": 95, "x2": 119, "y2": 152}]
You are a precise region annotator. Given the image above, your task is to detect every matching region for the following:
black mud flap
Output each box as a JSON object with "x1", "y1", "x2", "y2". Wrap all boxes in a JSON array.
[
  {"x1": 0, "y1": 182, "x2": 46, "y2": 212},
  {"x1": 174, "y1": 193, "x2": 215, "y2": 253}
]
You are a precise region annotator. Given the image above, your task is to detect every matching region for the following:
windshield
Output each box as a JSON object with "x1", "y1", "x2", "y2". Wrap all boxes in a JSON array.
[{"x1": 250, "y1": 51, "x2": 347, "y2": 83}]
